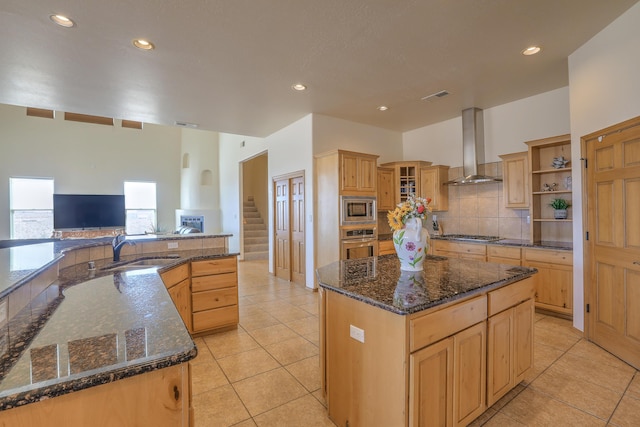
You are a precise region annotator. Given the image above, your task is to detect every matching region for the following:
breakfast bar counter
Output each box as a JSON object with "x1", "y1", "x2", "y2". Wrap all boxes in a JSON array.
[{"x1": 316, "y1": 255, "x2": 537, "y2": 427}]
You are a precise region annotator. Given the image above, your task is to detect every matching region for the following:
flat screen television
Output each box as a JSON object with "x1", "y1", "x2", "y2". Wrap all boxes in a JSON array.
[{"x1": 53, "y1": 194, "x2": 126, "y2": 229}]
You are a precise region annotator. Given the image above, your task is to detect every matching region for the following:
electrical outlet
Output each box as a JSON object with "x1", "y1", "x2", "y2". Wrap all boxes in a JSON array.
[
  {"x1": 349, "y1": 325, "x2": 365, "y2": 343},
  {"x1": 527, "y1": 215, "x2": 531, "y2": 224},
  {"x1": 167, "y1": 242, "x2": 179, "y2": 249}
]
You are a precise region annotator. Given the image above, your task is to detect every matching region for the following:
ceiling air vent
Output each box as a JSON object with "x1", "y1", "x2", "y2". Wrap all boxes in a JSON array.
[
  {"x1": 175, "y1": 121, "x2": 199, "y2": 128},
  {"x1": 421, "y1": 90, "x2": 450, "y2": 101}
]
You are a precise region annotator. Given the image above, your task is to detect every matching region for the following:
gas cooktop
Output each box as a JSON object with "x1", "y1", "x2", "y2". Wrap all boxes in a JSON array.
[{"x1": 439, "y1": 234, "x2": 501, "y2": 242}]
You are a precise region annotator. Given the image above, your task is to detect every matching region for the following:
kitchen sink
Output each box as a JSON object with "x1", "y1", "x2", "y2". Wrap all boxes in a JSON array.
[{"x1": 101, "y1": 257, "x2": 180, "y2": 272}]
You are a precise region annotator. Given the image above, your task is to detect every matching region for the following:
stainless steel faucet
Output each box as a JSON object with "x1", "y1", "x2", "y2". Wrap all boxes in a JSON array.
[{"x1": 112, "y1": 234, "x2": 135, "y2": 262}]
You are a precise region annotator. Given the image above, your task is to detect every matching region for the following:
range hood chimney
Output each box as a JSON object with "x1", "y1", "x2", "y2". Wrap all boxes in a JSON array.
[{"x1": 445, "y1": 108, "x2": 502, "y2": 185}]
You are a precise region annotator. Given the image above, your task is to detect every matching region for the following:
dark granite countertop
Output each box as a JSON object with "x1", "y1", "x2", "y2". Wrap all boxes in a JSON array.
[
  {"x1": 316, "y1": 255, "x2": 537, "y2": 315},
  {"x1": 378, "y1": 232, "x2": 572, "y2": 251},
  {"x1": 0, "y1": 234, "x2": 235, "y2": 411}
]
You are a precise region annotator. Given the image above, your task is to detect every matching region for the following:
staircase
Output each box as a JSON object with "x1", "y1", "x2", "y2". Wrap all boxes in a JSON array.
[{"x1": 243, "y1": 196, "x2": 268, "y2": 261}]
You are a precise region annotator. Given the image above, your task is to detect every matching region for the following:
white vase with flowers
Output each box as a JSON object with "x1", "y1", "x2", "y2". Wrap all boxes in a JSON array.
[{"x1": 387, "y1": 194, "x2": 432, "y2": 271}]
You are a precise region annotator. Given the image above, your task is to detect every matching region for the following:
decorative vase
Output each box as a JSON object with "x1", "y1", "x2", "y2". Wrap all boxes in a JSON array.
[
  {"x1": 393, "y1": 217, "x2": 428, "y2": 271},
  {"x1": 554, "y1": 209, "x2": 568, "y2": 219}
]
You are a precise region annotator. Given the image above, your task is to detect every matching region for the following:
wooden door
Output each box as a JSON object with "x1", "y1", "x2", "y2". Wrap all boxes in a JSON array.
[
  {"x1": 586, "y1": 117, "x2": 640, "y2": 369},
  {"x1": 291, "y1": 176, "x2": 305, "y2": 285},
  {"x1": 274, "y1": 178, "x2": 291, "y2": 280}
]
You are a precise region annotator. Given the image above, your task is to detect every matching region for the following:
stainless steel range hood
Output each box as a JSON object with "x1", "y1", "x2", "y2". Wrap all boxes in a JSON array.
[{"x1": 445, "y1": 108, "x2": 503, "y2": 185}]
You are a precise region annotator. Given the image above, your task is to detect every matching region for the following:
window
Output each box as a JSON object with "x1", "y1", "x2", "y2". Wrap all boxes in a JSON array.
[
  {"x1": 10, "y1": 177, "x2": 54, "y2": 239},
  {"x1": 124, "y1": 181, "x2": 157, "y2": 235}
]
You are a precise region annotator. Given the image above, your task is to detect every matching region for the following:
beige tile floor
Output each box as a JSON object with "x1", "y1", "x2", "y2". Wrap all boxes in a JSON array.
[{"x1": 191, "y1": 260, "x2": 640, "y2": 426}]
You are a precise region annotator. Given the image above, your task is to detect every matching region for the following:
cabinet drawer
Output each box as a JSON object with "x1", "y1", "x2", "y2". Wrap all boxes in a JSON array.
[
  {"x1": 410, "y1": 295, "x2": 487, "y2": 352},
  {"x1": 191, "y1": 256, "x2": 237, "y2": 277},
  {"x1": 488, "y1": 277, "x2": 534, "y2": 316},
  {"x1": 192, "y1": 305, "x2": 238, "y2": 332},
  {"x1": 378, "y1": 240, "x2": 395, "y2": 256},
  {"x1": 434, "y1": 241, "x2": 486, "y2": 256},
  {"x1": 192, "y1": 272, "x2": 237, "y2": 292},
  {"x1": 160, "y1": 263, "x2": 189, "y2": 289},
  {"x1": 487, "y1": 245, "x2": 521, "y2": 260},
  {"x1": 523, "y1": 248, "x2": 572, "y2": 266},
  {"x1": 192, "y1": 288, "x2": 238, "y2": 312}
]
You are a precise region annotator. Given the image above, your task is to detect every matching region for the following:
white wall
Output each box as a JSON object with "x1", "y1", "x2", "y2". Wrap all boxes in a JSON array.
[
  {"x1": 312, "y1": 114, "x2": 402, "y2": 162},
  {"x1": 180, "y1": 128, "x2": 220, "y2": 211},
  {"x1": 0, "y1": 104, "x2": 182, "y2": 239},
  {"x1": 568, "y1": 2, "x2": 640, "y2": 331},
  {"x1": 403, "y1": 88, "x2": 571, "y2": 167}
]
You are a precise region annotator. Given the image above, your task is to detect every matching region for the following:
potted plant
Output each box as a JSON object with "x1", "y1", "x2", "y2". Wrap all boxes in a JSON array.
[{"x1": 549, "y1": 198, "x2": 571, "y2": 219}]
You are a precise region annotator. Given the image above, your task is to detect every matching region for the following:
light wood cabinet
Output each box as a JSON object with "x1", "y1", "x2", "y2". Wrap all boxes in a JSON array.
[
  {"x1": 487, "y1": 245, "x2": 521, "y2": 266},
  {"x1": 378, "y1": 239, "x2": 395, "y2": 256},
  {"x1": 522, "y1": 248, "x2": 572, "y2": 318},
  {"x1": 431, "y1": 240, "x2": 487, "y2": 261},
  {"x1": 499, "y1": 151, "x2": 529, "y2": 208},
  {"x1": 377, "y1": 167, "x2": 396, "y2": 211},
  {"x1": 525, "y1": 134, "x2": 573, "y2": 244},
  {"x1": 486, "y1": 278, "x2": 534, "y2": 406},
  {"x1": 380, "y1": 161, "x2": 433, "y2": 204},
  {"x1": 190, "y1": 257, "x2": 239, "y2": 334},
  {"x1": 420, "y1": 165, "x2": 449, "y2": 211},
  {"x1": 339, "y1": 151, "x2": 378, "y2": 195},
  {"x1": 0, "y1": 364, "x2": 191, "y2": 426},
  {"x1": 160, "y1": 263, "x2": 192, "y2": 332}
]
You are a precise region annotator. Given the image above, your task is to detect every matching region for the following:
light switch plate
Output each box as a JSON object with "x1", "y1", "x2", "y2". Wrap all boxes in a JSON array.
[
  {"x1": 350, "y1": 325, "x2": 365, "y2": 343},
  {"x1": 167, "y1": 242, "x2": 179, "y2": 249}
]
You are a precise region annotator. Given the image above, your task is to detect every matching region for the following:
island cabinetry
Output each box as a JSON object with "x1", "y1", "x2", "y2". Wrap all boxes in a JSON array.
[
  {"x1": 499, "y1": 151, "x2": 529, "y2": 208},
  {"x1": 160, "y1": 263, "x2": 192, "y2": 332},
  {"x1": 486, "y1": 277, "x2": 534, "y2": 406},
  {"x1": 409, "y1": 296, "x2": 487, "y2": 427},
  {"x1": 0, "y1": 364, "x2": 191, "y2": 426},
  {"x1": 487, "y1": 245, "x2": 521, "y2": 266},
  {"x1": 190, "y1": 256, "x2": 239, "y2": 334},
  {"x1": 522, "y1": 248, "x2": 572, "y2": 318},
  {"x1": 419, "y1": 165, "x2": 450, "y2": 211},
  {"x1": 377, "y1": 167, "x2": 396, "y2": 211},
  {"x1": 432, "y1": 240, "x2": 487, "y2": 261}
]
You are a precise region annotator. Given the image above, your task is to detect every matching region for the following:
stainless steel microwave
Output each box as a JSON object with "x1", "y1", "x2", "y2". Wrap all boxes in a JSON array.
[{"x1": 340, "y1": 196, "x2": 376, "y2": 225}]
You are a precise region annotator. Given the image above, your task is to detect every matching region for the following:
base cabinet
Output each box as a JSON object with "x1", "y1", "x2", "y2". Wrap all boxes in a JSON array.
[
  {"x1": 522, "y1": 248, "x2": 572, "y2": 317},
  {"x1": 323, "y1": 277, "x2": 533, "y2": 427}
]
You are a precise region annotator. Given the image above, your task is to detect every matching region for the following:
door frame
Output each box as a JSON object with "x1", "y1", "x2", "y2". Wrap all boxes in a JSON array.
[{"x1": 272, "y1": 170, "x2": 305, "y2": 283}]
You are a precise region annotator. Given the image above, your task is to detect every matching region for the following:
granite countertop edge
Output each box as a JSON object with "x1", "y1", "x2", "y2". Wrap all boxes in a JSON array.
[
  {"x1": 378, "y1": 233, "x2": 573, "y2": 251},
  {"x1": 318, "y1": 269, "x2": 536, "y2": 315},
  {"x1": 0, "y1": 346, "x2": 197, "y2": 411}
]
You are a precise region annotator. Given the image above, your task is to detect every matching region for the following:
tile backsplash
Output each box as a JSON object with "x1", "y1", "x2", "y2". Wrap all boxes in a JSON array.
[{"x1": 378, "y1": 162, "x2": 531, "y2": 241}]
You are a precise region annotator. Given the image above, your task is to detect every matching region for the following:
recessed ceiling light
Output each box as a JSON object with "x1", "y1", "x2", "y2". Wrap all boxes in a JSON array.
[
  {"x1": 292, "y1": 83, "x2": 307, "y2": 91},
  {"x1": 133, "y1": 39, "x2": 155, "y2": 50},
  {"x1": 377, "y1": 105, "x2": 389, "y2": 111},
  {"x1": 522, "y1": 46, "x2": 541, "y2": 56},
  {"x1": 50, "y1": 14, "x2": 75, "y2": 28}
]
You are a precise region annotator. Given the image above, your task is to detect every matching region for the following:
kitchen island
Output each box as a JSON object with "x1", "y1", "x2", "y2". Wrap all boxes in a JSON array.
[
  {"x1": 317, "y1": 254, "x2": 537, "y2": 427},
  {"x1": 0, "y1": 234, "x2": 235, "y2": 426}
]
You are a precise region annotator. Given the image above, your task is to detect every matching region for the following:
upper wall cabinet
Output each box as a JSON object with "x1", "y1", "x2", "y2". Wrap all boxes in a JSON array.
[
  {"x1": 420, "y1": 165, "x2": 449, "y2": 211},
  {"x1": 340, "y1": 151, "x2": 379, "y2": 195},
  {"x1": 379, "y1": 161, "x2": 432, "y2": 204},
  {"x1": 499, "y1": 151, "x2": 529, "y2": 209},
  {"x1": 377, "y1": 167, "x2": 396, "y2": 212}
]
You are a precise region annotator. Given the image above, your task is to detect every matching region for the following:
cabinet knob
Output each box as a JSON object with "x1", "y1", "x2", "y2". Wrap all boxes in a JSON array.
[{"x1": 634, "y1": 261, "x2": 640, "y2": 266}]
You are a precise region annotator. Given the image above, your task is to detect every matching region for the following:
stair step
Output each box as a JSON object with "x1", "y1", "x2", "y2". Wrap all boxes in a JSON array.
[
  {"x1": 244, "y1": 251, "x2": 268, "y2": 261},
  {"x1": 244, "y1": 223, "x2": 266, "y2": 231},
  {"x1": 244, "y1": 228, "x2": 267, "y2": 236},
  {"x1": 244, "y1": 217, "x2": 264, "y2": 225},
  {"x1": 245, "y1": 243, "x2": 268, "y2": 252},
  {"x1": 243, "y1": 211, "x2": 261, "y2": 218},
  {"x1": 244, "y1": 236, "x2": 268, "y2": 245}
]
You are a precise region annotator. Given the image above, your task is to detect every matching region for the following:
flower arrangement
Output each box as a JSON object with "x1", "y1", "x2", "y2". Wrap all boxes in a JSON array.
[{"x1": 387, "y1": 194, "x2": 432, "y2": 231}]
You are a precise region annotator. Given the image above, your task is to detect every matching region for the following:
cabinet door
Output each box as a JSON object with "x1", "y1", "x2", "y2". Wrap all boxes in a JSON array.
[
  {"x1": 410, "y1": 337, "x2": 454, "y2": 427},
  {"x1": 358, "y1": 156, "x2": 377, "y2": 193},
  {"x1": 524, "y1": 261, "x2": 573, "y2": 315},
  {"x1": 487, "y1": 308, "x2": 513, "y2": 406},
  {"x1": 377, "y1": 167, "x2": 396, "y2": 211},
  {"x1": 500, "y1": 152, "x2": 529, "y2": 208},
  {"x1": 420, "y1": 166, "x2": 449, "y2": 211},
  {"x1": 514, "y1": 299, "x2": 534, "y2": 383},
  {"x1": 453, "y1": 322, "x2": 486, "y2": 427},
  {"x1": 340, "y1": 153, "x2": 360, "y2": 192},
  {"x1": 168, "y1": 278, "x2": 192, "y2": 332}
]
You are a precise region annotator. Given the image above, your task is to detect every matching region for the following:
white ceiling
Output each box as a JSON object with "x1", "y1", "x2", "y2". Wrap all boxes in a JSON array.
[{"x1": 0, "y1": 1, "x2": 637, "y2": 137}]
